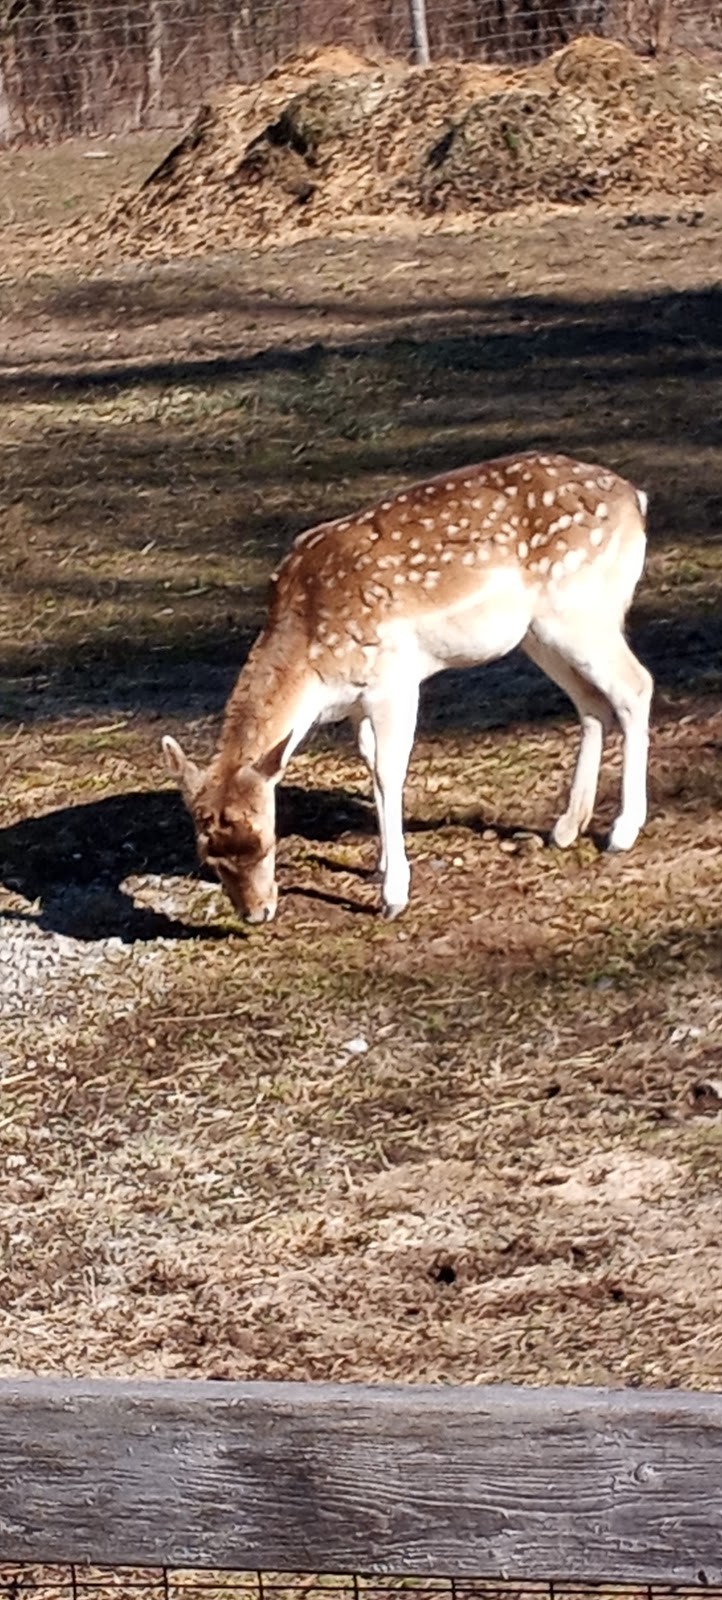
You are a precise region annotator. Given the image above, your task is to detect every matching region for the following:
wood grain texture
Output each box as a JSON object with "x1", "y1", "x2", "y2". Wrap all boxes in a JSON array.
[{"x1": 0, "y1": 1379, "x2": 720, "y2": 1584}]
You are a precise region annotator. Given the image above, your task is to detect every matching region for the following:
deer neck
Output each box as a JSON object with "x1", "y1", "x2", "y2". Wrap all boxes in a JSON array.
[{"x1": 215, "y1": 617, "x2": 317, "y2": 778}]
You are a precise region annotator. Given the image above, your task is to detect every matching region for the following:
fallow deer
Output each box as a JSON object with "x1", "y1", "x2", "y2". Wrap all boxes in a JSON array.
[{"x1": 163, "y1": 451, "x2": 652, "y2": 923}]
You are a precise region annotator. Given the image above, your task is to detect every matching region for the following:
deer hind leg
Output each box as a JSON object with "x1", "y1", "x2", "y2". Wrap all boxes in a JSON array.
[
  {"x1": 522, "y1": 632, "x2": 614, "y2": 848},
  {"x1": 353, "y1": 713, "x2": 386, "y2": 877},
  {"x1": 364, "y1": 682, "x2": 420, "y2": 918},
  {"x1": 528, "y1": 625, "x2": 653, "y2": 853},
  {"x1": 602, "y1": 639, "x2": 653, "y2": 852}
]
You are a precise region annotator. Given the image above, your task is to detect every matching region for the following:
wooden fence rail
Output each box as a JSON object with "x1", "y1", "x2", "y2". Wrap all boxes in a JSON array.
[{"x1": 0, "y1": 1380, "x2": 721, "y2": 1585}]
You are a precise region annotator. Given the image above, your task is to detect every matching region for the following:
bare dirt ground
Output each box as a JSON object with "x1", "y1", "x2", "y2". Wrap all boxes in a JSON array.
[{"x1": 1, "y1": 131, "x2": 721, "y2": 1388}]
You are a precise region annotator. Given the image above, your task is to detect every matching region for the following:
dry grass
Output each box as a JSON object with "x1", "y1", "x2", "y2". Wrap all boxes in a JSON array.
[{"x1": 0, "y1": 131, "x2": 721, "y2": 1389}]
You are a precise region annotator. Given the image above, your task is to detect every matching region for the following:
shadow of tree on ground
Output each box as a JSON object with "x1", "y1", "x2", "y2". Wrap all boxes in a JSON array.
[{"x1": 2, "y1": 274, "x2": 720, "y2": 725}]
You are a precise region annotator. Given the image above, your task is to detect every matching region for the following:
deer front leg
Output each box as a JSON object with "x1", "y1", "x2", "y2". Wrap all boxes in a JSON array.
[{"x1": 365, "y1": 684, "x2": 419, "y2": 919}]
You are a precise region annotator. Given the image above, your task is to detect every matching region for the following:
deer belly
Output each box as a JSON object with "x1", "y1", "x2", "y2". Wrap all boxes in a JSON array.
[{"x1": 415, "y1": 590, "x2": 530, "y2": 673}]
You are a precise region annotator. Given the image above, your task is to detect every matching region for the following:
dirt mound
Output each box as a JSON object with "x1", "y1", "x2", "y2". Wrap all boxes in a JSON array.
[
  {"x1": 74, "y1": 37, "x2": 722, "y2": 257},
  {"x1": 422, "y1": 41, "x2": 722, "y2": 214}
]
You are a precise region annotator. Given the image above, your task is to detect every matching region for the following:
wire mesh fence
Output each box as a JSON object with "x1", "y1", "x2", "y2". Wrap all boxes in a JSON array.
[
  {"x1": 0, "y1": 0, "x2": 721, "y2": 146},
  {"x1": 1, "y1": 1574, "x2": 722, "y2": 1600}
]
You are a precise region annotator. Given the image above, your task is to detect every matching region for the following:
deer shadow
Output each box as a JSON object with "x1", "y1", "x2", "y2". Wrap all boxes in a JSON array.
[
  {"x1": 0, "y1": 772, "x2": 557, "y2": 942},
  {"x1": 0, "y1": 783, "x2": 387, "y2": 942}
]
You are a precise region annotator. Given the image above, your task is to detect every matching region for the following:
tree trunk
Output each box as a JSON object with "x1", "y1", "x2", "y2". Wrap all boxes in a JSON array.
[
  {"x1": 0, "y1": 51, "x2": 14, "y2": 143},
  {"x1": 146, "y1": 0, "x2": 163, "y2": 124},
  {"x1": 655, "y1": 0, "x2": 673, "y2": 53}
]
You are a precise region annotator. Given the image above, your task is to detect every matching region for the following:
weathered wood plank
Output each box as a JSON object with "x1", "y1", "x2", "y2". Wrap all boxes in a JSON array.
[{"x1": 0, "y1": 1379, "x2": 720, "y2": 1584}]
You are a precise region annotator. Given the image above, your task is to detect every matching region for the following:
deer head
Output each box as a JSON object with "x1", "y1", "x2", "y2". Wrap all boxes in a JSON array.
[{"x1": 162, "y1": 735, "x2": 287, "y2": 923}]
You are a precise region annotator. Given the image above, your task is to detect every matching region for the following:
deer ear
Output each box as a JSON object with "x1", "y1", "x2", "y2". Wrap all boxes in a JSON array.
[
  {"x1": 253, "y1": 733, "x2": 294, "y2": 783},
  {"x1": 162, "y1": 735, "x2": 203, "y2": 802}
]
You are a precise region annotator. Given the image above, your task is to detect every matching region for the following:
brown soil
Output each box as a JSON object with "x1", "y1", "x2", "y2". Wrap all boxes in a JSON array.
[{"x1": 67, "y1": 38, "x2": 722, "y2": 261}]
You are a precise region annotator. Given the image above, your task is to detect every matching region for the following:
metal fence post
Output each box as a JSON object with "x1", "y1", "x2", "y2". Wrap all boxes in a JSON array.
[{"x1": 409, "y1": 0, "x2": 430, "y2": 65}]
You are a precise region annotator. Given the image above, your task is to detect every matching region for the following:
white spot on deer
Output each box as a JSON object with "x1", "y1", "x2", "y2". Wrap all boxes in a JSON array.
[
  {"x1": 537, "y1": 555, "x2": 551, "y2": 574},
  {"x1": 462, "y1": 552, "x2": 475, "y2": 566},
  {"x1": 590, "y1": 526, "x2": 604, "y2": 546},
  {"x1": 326, "y1": 631, "x2": 339, "y2": 646},
  {"x1": 599, "y1": 474, "x2": 614, "y2": 490},
  {"x1": 573, "y1": 510, "x2": 586, "y2": 524},
  {"x1": 459, "y1": 517, "x2": 470, "y2": 529},
  {"x1": 518, "y1": 540, "x2": 528, "y2": 559},
  {"x1": 441, "y1": 551, "x2": 454, "y2": 563},
  {"x1": 422, "y1": 518, "x2": 435, "y2": 531},
  {"x1": 424, "y1": 570, "x2": 440, "y2": 588},
  {"x1": 551, "y1": 561, "x2": 564, "y2": 580},
  {"x1": 596, "y1": 501, "x2": 609, "y2": 519},
  {"x1": 397, "y1": 494, "x2": 408, "y2": 503},
  {"x1": 308, "y1": 640, "x2": 322, "y2": 660},
  {"x1": 425, "y1": 487, "x2": 436, "y2": 496},
  {"x1": 391, "y1": 529, "x2": 402, "y2": 541},
  {"x1": 409, "y1": 571, "x2": 422, "y2": 583},
  {"x1": 565, "y1": 547, "x2": 586, "y2": 573},
  {"x1": 410, "y1": 552, "x2": 426, "y2": 566},
  {"x1": 493, "y1": 496, "x2": 507, "y2": 513},
  {"x1": 381, "y1": 501, "x2": 392, "y2": 511},
  {"x1": 527, "y1": 491, "x2": 537, "y2": 510},
  {"x1": 542, "y1": 489, "x2": 555, "y2": 508}
]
